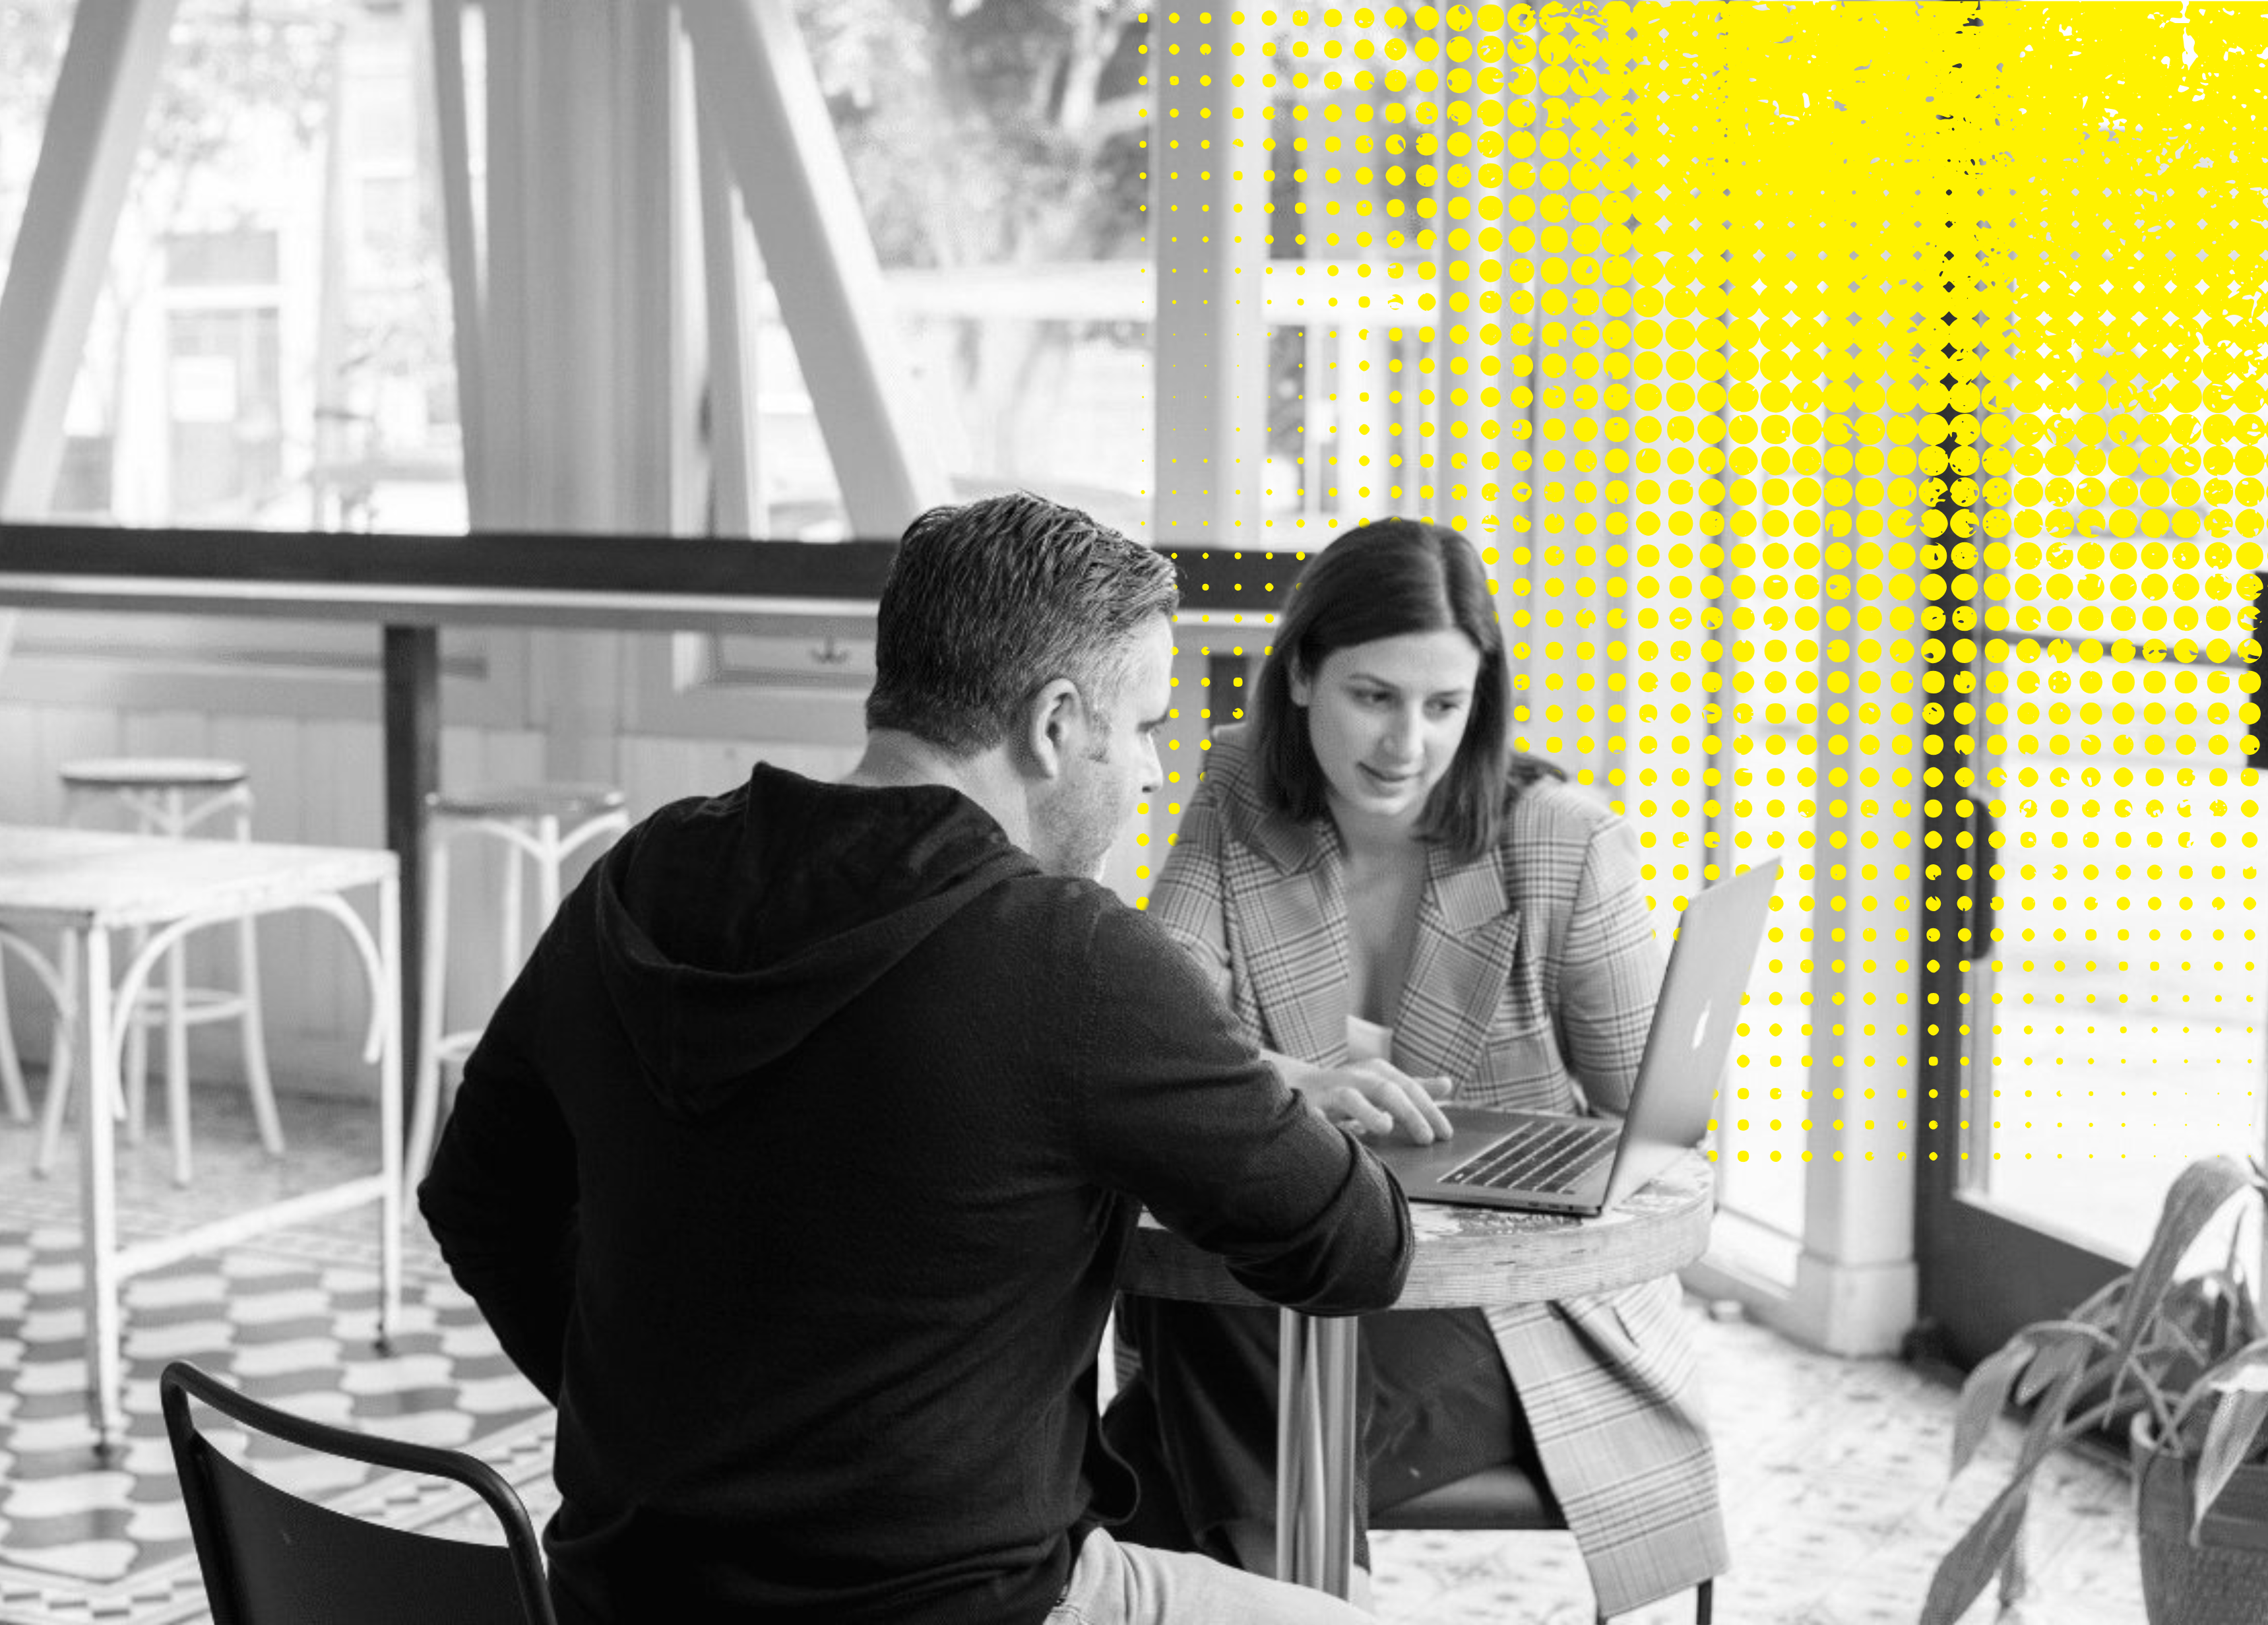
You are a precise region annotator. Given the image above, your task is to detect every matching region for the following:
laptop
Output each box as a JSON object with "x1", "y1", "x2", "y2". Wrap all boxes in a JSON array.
[{"x1": 1370, "y1": 854, "x2": 1782, "y2": 1216}]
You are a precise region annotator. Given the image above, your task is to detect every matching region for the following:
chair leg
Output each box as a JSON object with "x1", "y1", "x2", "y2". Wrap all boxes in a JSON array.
[
  {"x1": 1592, "y1": 1574, "x2": 1711, "y2": 1625},
  {"x1": 34, "y1": 940, "x2": 80, "y2": 1176},
  {"x1": 124, "y1": 925, "x2": 150, "y2": 1145},
  {"x1": 403, "y1": 838, "x2": 452, "y2": 1184},
  {"x1": 165, "y1": 934, "x2": 192, "y2": 1186},
  {"x1": 534, "y1": 814, "x2": 565, "y2": 922},
  {"x1": 499, "y1": 831, "x2": 525, "y2": 986},
  {"x1": 234, "y1": 910, "x2": 284, "y2": 1157},
  {"x1": 0, "y1": 955, "x2": 28, "y2": 1123}
]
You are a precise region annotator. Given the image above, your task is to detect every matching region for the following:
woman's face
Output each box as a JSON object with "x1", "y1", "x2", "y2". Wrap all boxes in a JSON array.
[{"x1": 1291, "y1": 627, "x2": 1484, "y2": 836}]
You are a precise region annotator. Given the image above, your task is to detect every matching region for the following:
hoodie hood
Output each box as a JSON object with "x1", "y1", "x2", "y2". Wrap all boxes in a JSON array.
[{"x1": 590, "y1": 765, "x2": 1036, "y2": 1120}]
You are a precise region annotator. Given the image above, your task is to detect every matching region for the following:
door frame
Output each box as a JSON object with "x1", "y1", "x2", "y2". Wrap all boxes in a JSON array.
[{"x1": 1906, "y1": 402, "x2": 2129, "y2": 1368}]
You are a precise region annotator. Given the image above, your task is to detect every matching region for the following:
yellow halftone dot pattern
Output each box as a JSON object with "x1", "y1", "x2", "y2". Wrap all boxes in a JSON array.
[{"x1": 1153, "y1": 3, "x2": 2266, "y2": 1250}]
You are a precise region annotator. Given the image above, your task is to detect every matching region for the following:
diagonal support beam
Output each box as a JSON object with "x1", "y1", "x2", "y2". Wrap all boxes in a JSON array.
[
  {"x1": 695, "y1": 92, "x2": 763, "y2": 538},
  {"x1": 679, "y1": 0, "x2": 948, "y2": 536},
  {"x1": 422, "y1": 0, "x2": 488, "y2": 522},
  {"x1": 0, "y1": 0, "x2": 179, "y2": 518}
]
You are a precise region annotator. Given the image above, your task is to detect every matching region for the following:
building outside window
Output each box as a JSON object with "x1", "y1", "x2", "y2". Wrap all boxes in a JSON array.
[{"x1": 0, "y1": 0, "x2": 464, "y2": 533}]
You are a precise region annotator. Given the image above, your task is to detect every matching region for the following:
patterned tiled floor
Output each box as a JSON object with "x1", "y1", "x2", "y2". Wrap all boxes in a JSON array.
[
  {"x1": 1, "y1": 1087, "x2": 2147, "y2": 1624},
  {"x1": 0, "y1": 1086, "x2": 549, "y2": 1625}
]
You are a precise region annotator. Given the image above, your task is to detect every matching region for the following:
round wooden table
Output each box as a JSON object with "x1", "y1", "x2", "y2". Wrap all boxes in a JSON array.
[{"x1": 1118, "y1": 1149, "x2": 1717, "y2": 1598}]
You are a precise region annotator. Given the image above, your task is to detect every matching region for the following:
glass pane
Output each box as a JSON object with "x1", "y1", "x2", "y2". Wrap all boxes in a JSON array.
[
  {"x1": 1968, "y1": 643, "x2": 2268, "y2": 1261},
  {"x1": 1622, "y1": 344, "x2": 1864, "y2": 1263},
  {"x1": 1713, "y1": 726, "x2": 1815, "y2": 1248},
  {"x1": 785, "y1": 0, "x2": 1152, "y2": 539},
  {"x1": 0, "y1": 0, "x2": 73, "y2": 286},
  {"x1": 14, "y1": 0, "x2": 465, "y2": 529},
  {"x1": 741, "y1": 302, "x2": 850, "y2": 541},
  {"x1": 301, "y1": 4, "x2": 466, "y2": 532},
  {"x1": 1705, "y1": 526, "x2": 1831, "y2": 1256},
  {"x1": 1250, "y1": 7, "x2": 1490, "y2": 550}
]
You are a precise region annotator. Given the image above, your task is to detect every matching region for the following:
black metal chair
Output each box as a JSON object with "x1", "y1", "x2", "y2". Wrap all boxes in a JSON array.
[
  {"x1": 159, "y1": 1360, "x2": 557, "y2": 1625},
  {"x1": 1372, "y1": 1461, "x2": 1716, "y2": 1624}
]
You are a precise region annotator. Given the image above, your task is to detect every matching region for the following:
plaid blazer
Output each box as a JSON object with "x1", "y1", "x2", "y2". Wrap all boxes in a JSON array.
[{"x1": 1148, "y1": 726, "x2": 1728, "y2": 1614}]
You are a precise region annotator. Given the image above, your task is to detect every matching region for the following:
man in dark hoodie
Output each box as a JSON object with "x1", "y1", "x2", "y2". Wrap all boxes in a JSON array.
[{"x1": 418, "y1": 493, "x2": 1413, "y2": 1625}]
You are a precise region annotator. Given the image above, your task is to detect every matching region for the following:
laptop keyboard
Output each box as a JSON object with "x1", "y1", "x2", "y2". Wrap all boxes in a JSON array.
[{"x1": 1440, "y1": 1118, "x2": 1619, "y2": 1193}]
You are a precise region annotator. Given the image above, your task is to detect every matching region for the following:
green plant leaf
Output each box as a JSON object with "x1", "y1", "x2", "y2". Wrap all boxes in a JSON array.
[
  {"x1": 2190, "y1": 1386, "x2": 2268, "y2": 1541},
  {"x1": 1921, "y1": 1479, "x2": 2031, "y2": 1625},
  {"x1": 2173, "y1": 1271, "x2": 2250, "y2": 1360},
  {"x1": 1928, "y1": 1157, "x2": 2267, "y2": 1616},
  {"x1": 2012, "y1": 1359, "x2": 2091, "y2": 1479},
  {"x1": 1998, "y1": 1520, "x2": 2029, "y2": 1607},
  {"x1": 2116, "y1": 1360, "x2": 2180, "y2": 1453},
  {"x1": 1951, "y1": 1337, "x2": 2035, "y2": 1481},
  {"x1": 2013, "y1": 1322, "x2": 2113, "y2": 1406},
  {"x1": 2069, "y1": 1275, "x2": 2130, "y2": 1329},
  {"x1": 2220, "y1": 1223, "x2": 2266, "y2": 1345},
  {"x1": 2169, "y1": 1335, "x2": 2268, "y2": 1436},
  {"x1": 2112, "y1": 1157, "x2": 2257, "y2": 1404}
]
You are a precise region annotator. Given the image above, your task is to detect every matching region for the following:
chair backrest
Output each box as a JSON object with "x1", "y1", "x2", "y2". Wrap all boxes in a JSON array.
[{"x1": 160, "y1": 1360, "x2": 557, "y2": 1625}]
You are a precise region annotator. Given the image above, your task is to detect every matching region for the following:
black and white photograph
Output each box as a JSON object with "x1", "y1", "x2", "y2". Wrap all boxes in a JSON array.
[{"x1": 1, "y1": 4, "x2": 2265, "y2": 1622}]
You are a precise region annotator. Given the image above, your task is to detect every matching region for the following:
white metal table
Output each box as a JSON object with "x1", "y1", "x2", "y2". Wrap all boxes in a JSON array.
[{"x1": 0, "y1": 824, "x2": 402, "y2": 1453}]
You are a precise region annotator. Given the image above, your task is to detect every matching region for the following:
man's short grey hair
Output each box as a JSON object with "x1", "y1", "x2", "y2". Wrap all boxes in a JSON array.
[{"x1": 866, "y1": 493, "x2": 1180, "y2": 755}]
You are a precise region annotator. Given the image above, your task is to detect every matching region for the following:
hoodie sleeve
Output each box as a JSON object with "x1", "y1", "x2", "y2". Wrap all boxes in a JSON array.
[
  {"x1": 1069, "y1": 902, "x2": 1410, "y2": 1315},
  {"x1": 417, "y1": 946, "x2": 579, "y2": 1403}
]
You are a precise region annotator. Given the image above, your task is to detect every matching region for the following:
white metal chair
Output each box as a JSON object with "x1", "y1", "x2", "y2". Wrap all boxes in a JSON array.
[
  {"x1": 0, "y1": 951, "x2": 28, "y2": 1125},
  {"x1": 403, "y1": 782, "x2": 629, "y2": 1179},
  {"x1": 29, "y1": 757, "x2": 282, "y2": 1184}
]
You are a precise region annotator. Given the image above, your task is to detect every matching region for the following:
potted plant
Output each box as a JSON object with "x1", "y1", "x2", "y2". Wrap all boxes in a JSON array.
[{"x1": 1922, "y1": 1154, "x2": 2268, "y2": 1625}]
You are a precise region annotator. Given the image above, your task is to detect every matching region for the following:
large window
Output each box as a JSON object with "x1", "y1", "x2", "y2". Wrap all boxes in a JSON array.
[
  {"x1": 771, "y1": 0, "x2": 1153, "y2": 539},
  {"x1": 1220, "y1": 5, "x2": 1832, "y2": 1266},
  {"x1": 0, "y1": 0, "x2": 465, "y2": 532}
]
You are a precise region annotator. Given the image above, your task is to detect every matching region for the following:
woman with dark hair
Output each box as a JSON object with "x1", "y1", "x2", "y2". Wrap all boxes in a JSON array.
[{"x1": 1104, "y1": 518, "x2": 1725, "y2": 1618}]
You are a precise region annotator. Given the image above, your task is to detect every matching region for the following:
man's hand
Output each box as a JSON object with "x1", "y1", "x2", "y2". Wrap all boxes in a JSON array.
[{"x1": 1288, "y1": 1057, "x2": 1456, "y2": 1146}]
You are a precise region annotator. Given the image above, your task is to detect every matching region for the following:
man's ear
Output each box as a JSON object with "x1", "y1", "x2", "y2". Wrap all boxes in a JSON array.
[{"x1": 1021, "y1": 677, "x2": 1083, "y2": 781}]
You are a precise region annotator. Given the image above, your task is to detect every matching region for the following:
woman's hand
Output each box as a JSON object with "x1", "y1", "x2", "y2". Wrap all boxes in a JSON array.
[{"x1": 1283, "y1": 1056, "x2": 1457, "y2": 1145}]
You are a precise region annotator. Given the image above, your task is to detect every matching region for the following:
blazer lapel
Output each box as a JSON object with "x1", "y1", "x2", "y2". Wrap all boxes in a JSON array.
[
  {"x1": 1220, "y1": 806, "x2": 1352, "y2": 1066},
  {"x1": 1393, "y1": 839, "x2": 1521, "y2": 1090}
]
